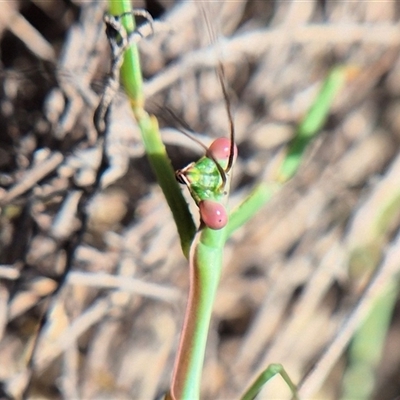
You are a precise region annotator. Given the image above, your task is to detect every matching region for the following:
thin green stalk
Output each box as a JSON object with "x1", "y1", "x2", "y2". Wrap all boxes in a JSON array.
[
  {"x1": 227, "y1": 67, "x2": 349, "y2": 239},
  {"x1": 108, "y1": 0, "x2": 196, "y2": 257},
  {"x1": 226, "y1": 182, "x2": 280, "y2": 239},
  {"x1": 241, "y1": 364, "x2": 298, "y2": 400},
  {"x1": 110, "y1": 2, "x2": 143, "y2": 106},
  {"x1": 277, "y1": 66, "x2": 348, "y2": 182},
  {"x1": 340, "y1": 169, "x2": 400, "y2": 399},
  {"x1": 340, "y1": 280, "x2": 399, "y2": 400},
  {"x1": 169, "y1": 228, "x2": 226, "y2": 399}
]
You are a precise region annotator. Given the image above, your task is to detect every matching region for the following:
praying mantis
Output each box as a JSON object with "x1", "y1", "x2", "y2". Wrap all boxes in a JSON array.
[
  {"x1": 103, "y1": 1, "x2": 349, "y2": 398},
  {"x1": 175, "y1": 136, "x2": 237, "y2": 230}
]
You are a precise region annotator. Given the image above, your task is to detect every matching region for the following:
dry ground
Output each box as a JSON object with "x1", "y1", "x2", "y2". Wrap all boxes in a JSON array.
[{"x1": 1, "y1": 0, "x2": 400, "y2": 399}]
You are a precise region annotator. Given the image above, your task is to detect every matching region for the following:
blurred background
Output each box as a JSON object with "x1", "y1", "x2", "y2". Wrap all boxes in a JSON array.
[{"x1": 1, "y1": 0, "x2": 400, "y2": 399}]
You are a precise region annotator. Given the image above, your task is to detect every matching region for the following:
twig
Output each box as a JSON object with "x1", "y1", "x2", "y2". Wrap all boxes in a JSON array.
[
  {"x1": 298, "y1": 228, "x2": 400, "y2": 398},
  {"x1": 0, "y1": 2, "x2": 55, "y2": 62},
  {"x1": 0, "y1": 152, "x2": 64, "y2": 206},
  {"x1": 94, "y1": 11, "x2": 154, "y2": 135},
  {"x1": 144, "y1": 23, "x2": 400, "y2": 98},
  {"x1": 67, "y1": 271, "x2": 181, "y2": 302}
]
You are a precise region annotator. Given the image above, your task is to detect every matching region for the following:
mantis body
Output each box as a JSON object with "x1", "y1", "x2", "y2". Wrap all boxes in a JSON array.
[{"x1": 106, "y1": 1, "x2": 347, "y2": 398}]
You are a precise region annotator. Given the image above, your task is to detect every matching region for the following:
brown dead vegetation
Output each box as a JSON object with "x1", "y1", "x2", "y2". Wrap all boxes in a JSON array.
[{"x1": 1, "y1": 1, "x2": 400, "y2": 399}]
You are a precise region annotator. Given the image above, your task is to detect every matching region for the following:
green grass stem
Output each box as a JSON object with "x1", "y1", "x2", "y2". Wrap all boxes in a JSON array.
[{"x1": 108, "y1": 0, "x2": 196, "y2": 257}]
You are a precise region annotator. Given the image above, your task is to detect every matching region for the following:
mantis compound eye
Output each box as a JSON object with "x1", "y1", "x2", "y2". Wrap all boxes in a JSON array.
[
  {"x1": 199, "y1": 200, "x2": 228, "y2": 230},
  {"x1": 208, "y1": 137, "x2": 238, "y2": 166}
]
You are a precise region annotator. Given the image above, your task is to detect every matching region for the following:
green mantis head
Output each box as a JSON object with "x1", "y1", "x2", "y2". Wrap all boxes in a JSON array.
[{"x1": 176, "y1": 137, "x2": 237, "y2": 230}]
